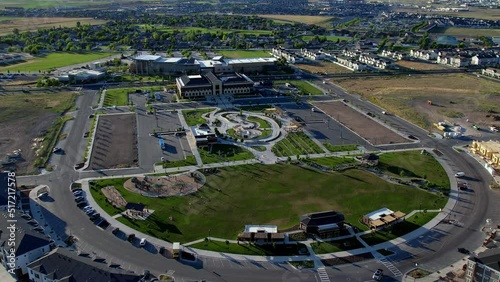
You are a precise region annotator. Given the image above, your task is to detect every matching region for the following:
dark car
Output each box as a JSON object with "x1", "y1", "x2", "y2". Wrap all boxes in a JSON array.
[
  {"x1": 112, "y1": 227, "x2": 120, "y2": 235},
  {"x1": 127, "y1": 234, "x2": 136, "y2": 242},
  {"x1": 458, "y1": 248, "x2": 470, "y2": 254},
  {"x1": 89, "y1": 213, "x2": 100, "y2": 221},
  {"x1": 74, "y1": 196, "x2": 85, "y2": 203},
  {"x1": 76, "y1": 201, "x2": 88, "y2": 208}
]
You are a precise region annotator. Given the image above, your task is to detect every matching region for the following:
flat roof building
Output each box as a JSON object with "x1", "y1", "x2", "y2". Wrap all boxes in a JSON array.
[
  {"x1": 176, "y1": 72, "x2": 253, "y2": 99},
  {"x1": 362, "y1": 208, "x2": 405, "y2": 230}
]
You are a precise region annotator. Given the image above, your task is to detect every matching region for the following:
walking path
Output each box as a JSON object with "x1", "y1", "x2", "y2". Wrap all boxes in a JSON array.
[{"x1": 177, "y1": 110, "x2": 203, "y2": 166}]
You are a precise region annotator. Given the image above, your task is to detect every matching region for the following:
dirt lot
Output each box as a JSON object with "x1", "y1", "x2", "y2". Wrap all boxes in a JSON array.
[
  {"x1": 396, "y1": 60, "x2": 449, "y2": 71},
  {"x1": 296, "y1": 62, "x2": 352, "y2": 74},
  {"x1": 330, "y1": 74, "x2": 500, "y2": 131},
  {"x1": 0, "y1": 91, "x2": 75, "y2": 174},
  {"x1": 88, "y1": 113, "x2": 138, "y2": 170},
  {"x1": 0, "y1": 17, "x2": 106, "y2": 35},
  {"x1": 315, "y1": 101, "x2": 409, "y2": 145}
]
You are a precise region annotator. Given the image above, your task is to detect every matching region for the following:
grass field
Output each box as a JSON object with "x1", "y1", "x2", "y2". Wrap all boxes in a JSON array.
[
  {"x1": 378, "y1": 150, "x2": 450, "y2": 190},
  {"x1": 103, "y1": 86, "x2": 163, "y2": 107},
  {"x1": 302, "y1": 35, "x2": 350, "y2": 42},
  {"x1": 216, "y1": 50, "x2": 271, "y2": 58},
  {"x1": 189, "y1": 240, "x2": 309, "y2": 256},
  {"x1": 0, "y1": 52, "x2": 115, "y2": 72},
  {"x1": 360, "y1": 212, "x2": 439, "y2": 245},
  {"x1": 275, "y1": 80, "x2": 324, "y2": 95},
  {"x1": 305, "y1": 156, "x2": 356, "y2": 168},
  {"x1": 182, "y1": 108, "x2": 214, "y2": 126},
  {"x1": 90, "y1": 162, "x2": 447, "y2": 243},
  {"x1": 247, "y1": 116, "x2": 271, "y2": 129},
  {"x1": 0, "y1": 17, "x2": 107, "y2": 35},
  {"x1": 295, "y1": 62, "x2": 352, "y2": 74},
  {"x1": 161, "y1": 155, "x2": 197, "y2": 168},
  {"x1": 198, "y1": 144, "x2": 254, "y2": 164},
  {"x1": 330, "y1": 74, "x2": 500, "y2": 130},
  {"x1": 430, "y1": 27, "x2": 500, "y2": 38},
  {"x1": 311, "y1": 237, "x2": 364, "y2": 254},
  {"x1": 272, "y1": 132, "x2": 325, "y2": 156},
  {"x1": 256, "y1": 14, "x2": 335, "y2": 28},
  {"x1": 323, "y1": 143, "x2": 359, "y2": 153}
]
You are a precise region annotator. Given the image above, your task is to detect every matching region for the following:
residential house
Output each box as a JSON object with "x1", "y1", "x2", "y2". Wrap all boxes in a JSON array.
[
  {"x1": 300, "y1": 48, "x2": 325, "y2": 60},
  {"x1": 410, "y1": 49, "x2": 438, "y2": 60},
  {"x1": 299, "y1": 210, "x2": 345, "y2": 239},
  {"x1": 466, "y1": 248, "x2": 500, "y2": 282},
  {"x1": 27, "y1": 248, "x2": 144, "y2": 282},
  {"x1": 482, "y1": 68, "x2": 500, "y2": 79},
  {"x1": 472, "y1": 54, "x2": 499, "y2": 66},
  {"x1": 470, "y1": 140, "x2": 500, "y2": 173},
  {"x1": 0, "y1": 211, "x2": 52, "y2": 278}
]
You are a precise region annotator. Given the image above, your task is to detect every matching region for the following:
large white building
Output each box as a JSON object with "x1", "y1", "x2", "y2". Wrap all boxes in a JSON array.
[
  {"x1": 132, "y1": 54, "x2": 277, "y2": 75},
  {"x1": 176, "y1": 72, "x2": 254, "y2": 98}
]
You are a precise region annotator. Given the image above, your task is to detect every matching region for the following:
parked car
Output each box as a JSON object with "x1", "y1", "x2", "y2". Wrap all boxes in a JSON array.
[
  {"x1": 82, "y1": 206, "x2": 93, "y2": 212},
  {"x1": 73, "y1": 190, "x2": 83, "y2": 196},
  {"x1": 372, "y1": 269, "x2": 383, "y2": 281},
  {"x1": 455, "y1": 172, "x2": 465, "y2": 178},
  {"x1": 85, "y1": 209, "x2": 95, "y2": 215},
  {"x1": 74, "y1": 196, "x2": 85, "y2": 203},
  {"x1": 89, "y1": 213, "x2": 100, "y2": 221},
  {"x1": 112, "y1": 227, "x2": 120, "y2": 235},
  {"x1": 458, "y1": 248, "x2": 470, "y2": 254},
  {"x1": 127, "y1": 234, "x2": 136, "y2": 242},
  {"x1": 37, "y1": 192, "x2": 49, "y2": 198},
  {"x1": 76, "y1": 201, "x2": 88, "y2": 208}
]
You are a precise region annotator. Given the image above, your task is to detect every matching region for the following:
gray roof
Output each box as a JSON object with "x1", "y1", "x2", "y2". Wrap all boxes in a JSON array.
[
  {"x1": 27, "y1": 248, "x2": 143, "y2": 282},
  {"x1": 0, "y1": 211, "x2": 52, "y2": 256},
  {"x1": 473, "y1": 248, "x2": 500, "y2": 272}
]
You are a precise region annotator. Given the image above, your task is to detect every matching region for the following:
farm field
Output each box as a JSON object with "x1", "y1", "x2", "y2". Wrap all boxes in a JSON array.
[
  {"x1": 430, "y1": 27, "x2": 500, "y2": 38},
  {"x1": 396, "y1": 60, "x2": 450, "y2": 71},
  {"x1": 330, "y1": 74, "x2": 500, "y2": 130},
  {"x1": 0, "y1": 92, "x2": 76, "y2": 174},
  {"x1": 256, "y1": 14, "x2": 335, "y2": 27},
  {"x1": 296, "y1": 62, "x2": 352, "y2": 74},
  {"x1": 0, "y1": 52, "x2": 115, "y2": 72},
  {"x1": 0, "y1": 17, "x2": 106, "y2": 35},
  {"x1": 216, "y1": 50, "x2": 272, "y2": 58},
  {"x1": 272, "y1": 132, "x2": 325, "y2": 156},
  {"x1": 90, "y1": 161, "x2": 447, "y2": 243}
]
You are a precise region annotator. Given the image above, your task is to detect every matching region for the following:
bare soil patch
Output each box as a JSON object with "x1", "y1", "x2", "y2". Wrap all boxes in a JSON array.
[
  {"x1": 296, "y1": 62, "x2": 351, "y2": 74},
  {"x1": 315, "y1": 101, "x2": 408, "y2": 145},
  {"x1": 102, "y1": 186, "x2": 127, "y2": 208},
  {"x1": 88, "y1": 113, "x2": 138, "y2": 170},
  {"x1": 123, "y1": 172, "x2": 205, "y2": 197},
  {"x1": 331, "y1": 74, "x2": 500, "y2": 130},
  {"x1": 396, "y1": 60, "x2": 449, "y2": 71}
]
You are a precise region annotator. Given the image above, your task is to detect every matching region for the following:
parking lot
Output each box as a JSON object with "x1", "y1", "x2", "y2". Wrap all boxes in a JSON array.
[
  {"x1": 314, "y1": 101, "x2": 409, "y2": 146},
  {"x1": 279, "y1": 102, "x2": 371, "y2": 149},
  {"x1": 88, "y1": 113, "x2": 138, "y2": 170},
  {"x1": 130, "y1": 93, "x2": 192, "y2": 169}
]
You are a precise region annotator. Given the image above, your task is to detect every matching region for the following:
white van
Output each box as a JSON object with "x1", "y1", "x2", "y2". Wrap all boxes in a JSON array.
[{"x1": 455, "y1": 172, "x2": 465, "y2": 178}]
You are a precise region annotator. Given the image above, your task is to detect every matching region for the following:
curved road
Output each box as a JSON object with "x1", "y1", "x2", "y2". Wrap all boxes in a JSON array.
[{"x1": 17, "y1": 83, "x2": 500, "y2": 282}]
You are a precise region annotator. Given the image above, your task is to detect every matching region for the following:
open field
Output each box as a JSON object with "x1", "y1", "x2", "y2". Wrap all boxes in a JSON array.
[
  {"x1": 0, "y1": 92, "x2": 75, "y2": 174},
  {"x1": 275, "y1": 80, "x2": 324, "y2": 95},
  {"x1": 182, "y1": 108, "x2": 214, "y2": 126},
  {"x1": 256, "y1": 14, "x2": 335, "y2": 28},
  {"x1": 330, "y1": 74, "x2": 500, "y2": 130},
  {"x1": 379, "y1": 150, "x2": 450, "y2": 189},
  {"x1": 216, "y1": 50, "x2": 271, "y2": 59},
  {"x1": 91, "y1": 162, "x2": 447, "y2": 243},
  {"x1": 395, "y1": 7, "x2": 500, "y2": 21},
  {"x1": 295, "y1": 62, "x2": 352, "y2": 74},
  {"x1": 0, "y1": 52, "x2": 115, "y2": 72},
  {"x1": 0, "y1": 17, "x2": 106, "y2": 35},
  {"x1": 88, "y1": 113, "x2": 138, "y2": 169},
  {"x1": 198, "y1": 144, "x2": 254, "y2": 164},
  {"x1": 103, "y1": 86, "x2": 163, "y2": 107},
  {"x1": 396, "y1": 60, "x2": 450, "y2": 71},
  {"x1": 314, "y1": 101, "x2": 409, "y2": 145},
  {"x1": 301, "y1": 35, "x2": 350, "y2": 42},
  {"x1": 430, "y1": 27, "x2": 500, "y2": 38},
  {"x1": 272, "y1": 132, "x2": 325, "y2": 156}
]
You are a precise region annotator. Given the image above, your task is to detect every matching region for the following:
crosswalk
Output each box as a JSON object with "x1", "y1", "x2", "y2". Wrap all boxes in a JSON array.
[
  {"x1": 379, "y1": 258, "x2": 403, "y2": 277},
  {"x1": 317, "y1": 267, "x2": 331, "y2": 282}
]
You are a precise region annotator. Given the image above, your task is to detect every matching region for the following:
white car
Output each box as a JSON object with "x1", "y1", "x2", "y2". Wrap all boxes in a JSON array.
[
  {"x1": 139, "y1": 238, "x2": 147, "y2": 247},
  {"x1": 455, "y1": 172, "x2": 465, "y2": 178},
  {"x1": 83, "y1": 206, "x2": 93, "y2": 212},
  {"x1": 372, "y1": 269, "x2": 383, "y2": 281}
]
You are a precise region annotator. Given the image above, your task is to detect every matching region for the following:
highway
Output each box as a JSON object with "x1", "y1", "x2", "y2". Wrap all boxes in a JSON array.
[{"x1": 16, "y1": 79, "x2": 500, "y2": 281}]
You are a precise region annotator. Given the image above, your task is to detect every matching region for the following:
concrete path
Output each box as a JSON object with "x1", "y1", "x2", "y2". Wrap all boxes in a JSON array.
[{"x1": 177, "y1": 110, "x2": 203, "y2": 166}]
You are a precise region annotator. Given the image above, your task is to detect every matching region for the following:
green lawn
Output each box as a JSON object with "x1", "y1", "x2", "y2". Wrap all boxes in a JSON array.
[
  {"x1": 189, "y1": 240, "x2": 309, "y2": 256},
  {"x1": 161, "y1": 155, "x2": 197, "y2": 168},
  {"x1": 311, "y1": 237, "x2": 364, "y2": 254},
  {"x1": 0, "y1": 52, "x2": 115, "y2": 72},
  {"x1": 90, "y1": 163, "x2": 447, "y2": 243},
  {"x1": 216, "y1": 50, "x2": 272, "y2": 59},
  {"x1": 306, "y1": 156, "x2": 356, "y2": 168},
  {"x1": 360, "y1": 212, "x2": 439, "y2": 246},
  {"x1": 182, "y1": 108, "x2": 214, "y2": 126},
  {"x1": 275, "y1": 80, "x2": 323, "y2": 95},
  {"x1": 323, "y1": 143, "x2": 359, "y2": 153},
  {"x1": 198, "y1": 144, "x2": 254, "y2": 164},
  {"x1": 103, "y1": 86, "x2": 163, "y2": 107},
  {"x1": 247, "y1": 116, "x2": 271, "y2": 129},
  {"x1": 272, "y1": 132, "x2": 324, "y2": 156},
  {"x1": 378, "y1": 150, "x2": 450, "y2": 189},
  {"x1": 302, "y1": 35, "x2": 350, "y2": 42}
]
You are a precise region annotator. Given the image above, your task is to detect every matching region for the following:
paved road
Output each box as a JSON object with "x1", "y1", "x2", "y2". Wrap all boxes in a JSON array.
[{"x1": 16, "y1": 80, "x2": 500, "y2": 282}]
